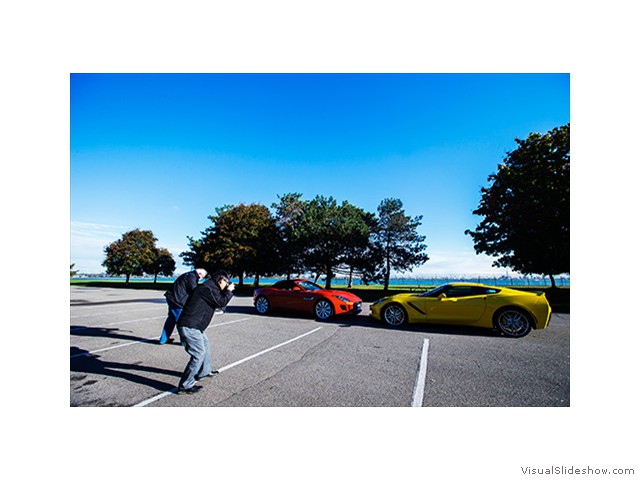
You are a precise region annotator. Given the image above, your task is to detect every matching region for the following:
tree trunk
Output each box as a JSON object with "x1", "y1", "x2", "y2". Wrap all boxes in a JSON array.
[
  {"x1": 325, "y1": 268, "x2": 333, "y2": 289},
  {"x1": 238, "y1": 272, "x2": 244, "y2": 287},
  {"x1": 383, "y1": 256, "x2": 391, "y2": 291},
  {"x1": 348, "y1": 266, "x2": 354, "y2": 288},
  {"x1": 549, "y1": 274, "x2": 557, "y2": 288},
  {"x1": 154, "y1": 273, "x2": 158, "y2": 283},
  {"x1": 125, "y1": 273, "x2": 131, "y2": 284},
  {"x1": 253, "y1": 275, "x2": 260, "y2": 287}
]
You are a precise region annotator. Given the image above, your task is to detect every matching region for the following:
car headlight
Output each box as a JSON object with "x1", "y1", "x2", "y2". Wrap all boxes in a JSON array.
[{"x1": 334, "y1": 295, "x2": 351, "y2": 303}]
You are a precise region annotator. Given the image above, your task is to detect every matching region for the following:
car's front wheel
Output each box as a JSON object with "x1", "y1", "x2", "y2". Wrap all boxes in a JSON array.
[
  {"x1": 255, "y1": 296, "x2": 270, "y2": 314},
  {"x1": 314, "y1": 299, "x2": 334, "y2": 320},
  {"x1": 495, "y1": 308, "x2": 532, "y2": 338},
  {"x1": 382, "y1": 303, "x2": 408, "y2": 327}
]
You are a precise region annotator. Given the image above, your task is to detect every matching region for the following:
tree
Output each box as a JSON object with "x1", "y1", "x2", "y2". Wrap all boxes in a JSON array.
[
  {"x1": 150, "y1": 248, "x2": 176, "y2": 283},
  {"x1": 371, "y1": 198, "x2": 429, "y2": 290},
  {"x1": 465, "y1": 124, "x2": 570, "y2": 287},
  {"x1": 333, "y1": 202, "x2": 377, "y2": 288},
  {"x1": 70, "y1": 263, "x2": 78, "y2": 277},
  {"x1": 102, "y1": 229, "x2": 158, "y2": 283},
  {"x1": 181, "y1": 203, "x2": 278, "y2": 287},
  {"x1": 297, "y1": 195, "x2": 373, "y2": 289},
  {"x1": 181, "y1": 236, "x2": 204, "y2": 273},
  {"x1": 271, "y1": 193, "x2": 306, "y2": 279}
]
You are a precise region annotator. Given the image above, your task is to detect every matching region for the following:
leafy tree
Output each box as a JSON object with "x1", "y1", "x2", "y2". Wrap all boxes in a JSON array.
[
  {"x1": 102, "y1": 229, "x2": 159, "y2": 283},
  {"x1": 298, "y1": 195, "x2": 373, "y2": 289},
  {"x1": 371, "y1": 198, "x2": 429, "y2": 290},
  {"x1": 465, "y1": 124, "x2": 570, "y2": 287},
  {"x1": 272, "y1": 193, "x2": 306, "y2": 279},
  {"x1": 70, "y1": 263, "x2": 78, "y2": 277},
  {"x1": 333, "y1": 202, "x2": 378, "y2": 288},
  {"x1": 180, "y1": 236, "x2": 203, "y2": 272},
  {"x1": 150, "y1": 248, "x2": 176, "y2": 283},
  {"x1": 182, "y1": 203, "x2": 278, "y2": 287}
]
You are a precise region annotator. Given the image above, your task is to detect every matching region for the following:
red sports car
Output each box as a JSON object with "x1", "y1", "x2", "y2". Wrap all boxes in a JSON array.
[{"x1": 253, "y1": 279, "x2": 363, "y2": 320}]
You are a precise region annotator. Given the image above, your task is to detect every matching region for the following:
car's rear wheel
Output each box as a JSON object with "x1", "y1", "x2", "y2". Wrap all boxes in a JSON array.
[
  {"x1": 314, "y1": 299, "x2": 334, "y2": 320},
  {"x1": 255, "y1": 296, "x2": 270, "y2": 314},
  {"x1": 495, "y1": 308, "x2": 532, "y2": 338},
  {"x1": 382, "y1": 303, "x2": 408, "y2": 327}
]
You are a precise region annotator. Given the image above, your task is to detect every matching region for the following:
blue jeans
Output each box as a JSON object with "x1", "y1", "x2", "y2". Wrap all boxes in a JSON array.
[
  {"x1": 177, "y1": 326, "x2": 212, "y2": 389},
  {"x1": 159, "y1": 301, "x2": 182, "y2": 344}
]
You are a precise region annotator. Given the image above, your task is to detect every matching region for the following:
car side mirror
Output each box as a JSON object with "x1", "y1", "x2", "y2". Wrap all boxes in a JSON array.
[{"x1": 439, "y1": 293, "x2": 457, "y2": 302}]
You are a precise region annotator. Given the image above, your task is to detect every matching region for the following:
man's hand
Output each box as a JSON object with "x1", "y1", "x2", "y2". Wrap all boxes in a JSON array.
[{"x1": 227, "y1": 283, "x2": 235, "y2": 292}]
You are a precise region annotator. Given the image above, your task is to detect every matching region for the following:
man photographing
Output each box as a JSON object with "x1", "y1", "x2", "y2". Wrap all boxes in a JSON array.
[
  {"x1": 176, "y1": 270, "x2": 235, "y2": 395},
  {"x1": 159, "y1": 268, "x2": 207, "y2": 344}
]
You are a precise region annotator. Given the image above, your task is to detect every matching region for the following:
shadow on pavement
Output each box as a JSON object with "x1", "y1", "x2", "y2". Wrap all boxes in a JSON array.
[
  {"x1": 70, "y1": 346, "x2": 180, "y2": 394},
  {"x1": 225, "y1": 305, "x2": 500, "y2": 338}
]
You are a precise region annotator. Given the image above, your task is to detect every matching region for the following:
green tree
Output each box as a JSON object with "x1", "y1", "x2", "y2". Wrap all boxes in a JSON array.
[
  {"x1": 465, "y1": 124, "x2": 570, "y2": 287},
  {"x1": 298, "y1": 195, "x2": 373, "y2": 289},
  {"x1": 272, "y1": 193, "x2": 306, "y2": 279},
  {"x1": 70, "y1": 263, "x2": 78, "y2": 277},
  {"x1": 334, "y1": 202, "x2": 377, "y2": 288},
  {"x1": 371, "y1": 198, "x2": 429, "y2": 290},
  {"x1": 102, "y1": 229, "x2": 159, "y2": 283},
  {"x1": 180, "y1": 237, "x2": 203, "y2": 272},
  {"x1": 150, "y1": 248, "x2": 176, "y2": 283},
  {"x1": 182, "y1": 203, "x2": 278, "y2": 287}
]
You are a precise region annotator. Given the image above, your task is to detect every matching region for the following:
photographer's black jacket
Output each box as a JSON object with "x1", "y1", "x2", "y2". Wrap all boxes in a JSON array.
[
  {"x1": 177, "y1": 279, "x2": 233, "y2": 331},
  {"x1": 164, "y1": 270, "x2": 199, "y2": 308}
]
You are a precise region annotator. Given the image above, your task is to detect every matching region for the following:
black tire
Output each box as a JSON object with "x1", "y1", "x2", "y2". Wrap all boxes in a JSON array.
[
  {"x1": 314, "y1": 299, "x2": 334, "y2": 320},
  {"x1": 494, "y1": 308, "x2": 532, "y2": 338},
  {"x1": 255, "y1": 296, "x2": 270, "y2": 314},
  {"x1": 382, "y1": 303, "x2": 408, "y2": 327}
]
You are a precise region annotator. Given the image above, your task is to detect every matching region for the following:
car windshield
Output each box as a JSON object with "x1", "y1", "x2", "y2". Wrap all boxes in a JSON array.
[{"x1": 298, "y1": 281, "x2": 322, "y2": 291}]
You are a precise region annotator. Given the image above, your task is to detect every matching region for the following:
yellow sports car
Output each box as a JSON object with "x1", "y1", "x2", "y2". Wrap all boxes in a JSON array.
[{"x1": 369, "y1": 283, "x2": 551, "y2": 337}]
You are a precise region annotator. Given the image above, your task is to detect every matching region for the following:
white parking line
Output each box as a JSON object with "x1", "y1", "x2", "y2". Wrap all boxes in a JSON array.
[
  {"x1": 70, "y1": 311, "x2": 242, "y2": 332},
  {"x1": 71, "y1": 337, "x2": 158, "y2": 358},
  {"x1": 70, "y1": 317, "x2": 252, "y2": 359},
  {"x1": 70, "y1": 302, "x2": 164, "y2": 310},
  {"x1": 70, "y1": 316, "x2": 165, "y2": 331},
  {"x1": 71, "y1": 307, "x2": 163, "y2": 319},
  {"x1": 133, "y1": 326, "x2": 324, "y2": 407},
  {"x1": 411, "y1": 338, "x2": 430, "y2": 407}
]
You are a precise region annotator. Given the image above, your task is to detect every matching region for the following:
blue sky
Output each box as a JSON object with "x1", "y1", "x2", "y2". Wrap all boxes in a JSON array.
[{"x1": 71, "y1": 73, "x2": 569, "y2": 276}]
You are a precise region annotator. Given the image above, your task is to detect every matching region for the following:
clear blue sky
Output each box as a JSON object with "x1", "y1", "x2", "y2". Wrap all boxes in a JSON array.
[{"x1": 70, "y1": 73, "x2": 569, "y2": 276}]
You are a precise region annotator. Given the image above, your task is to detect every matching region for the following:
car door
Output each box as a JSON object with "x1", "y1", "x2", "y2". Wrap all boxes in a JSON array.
[
  {"x1": 283, "y1": 283, "x2": 316, "y2": 313},
  {"x1": 267, "y1": 281, "x2": 294, "y2": 309},
  {"x1": 424, "y1": 286, "x2": 487, "y2": 324},
  {"x1": 268, "y1": 288, "x2": 288, "y2": 309}
]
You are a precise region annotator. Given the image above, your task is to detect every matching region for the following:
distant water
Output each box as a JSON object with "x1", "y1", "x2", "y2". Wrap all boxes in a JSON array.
[{"x1": 72, "y1": 275, "x2": 570, "y2": 287}]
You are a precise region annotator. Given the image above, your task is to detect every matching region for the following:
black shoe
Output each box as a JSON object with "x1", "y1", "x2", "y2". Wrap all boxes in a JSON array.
[
  {"x1": 177, "y1": 384, "x2": 203, "y2": 395},
  {"x1": 196, "y1": 371, "x2": 219, "y2": 381}
]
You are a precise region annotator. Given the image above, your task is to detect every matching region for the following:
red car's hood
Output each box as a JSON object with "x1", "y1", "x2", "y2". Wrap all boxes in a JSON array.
[{"x1": 324, "y1": 290, "x2": 362, "y2": 302}]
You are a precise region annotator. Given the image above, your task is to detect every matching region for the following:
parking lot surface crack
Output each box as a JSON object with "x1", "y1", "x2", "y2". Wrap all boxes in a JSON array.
[{"x1": 212, "y1": 327, "x2": 338, "y2": 406}]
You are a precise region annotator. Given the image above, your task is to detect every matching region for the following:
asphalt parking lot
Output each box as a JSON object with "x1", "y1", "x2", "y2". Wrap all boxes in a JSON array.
[{"x1": 70, "y1": 286, "x2": 570, "y2": 407}]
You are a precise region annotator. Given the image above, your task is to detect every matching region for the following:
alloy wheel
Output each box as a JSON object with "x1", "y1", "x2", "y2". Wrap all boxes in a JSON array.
[
  {"x1": 383, "y1": 304, "x2": 406, "y2": 326},
  {"x1": 315, "y1": 300, "x2": 333, "y2": 320},
  {"x1": 255, "y1": 296, "x2": 269, "y2": 314},
  {"x1": 496, "y1": 309, "x2": 531, "y2": 337}
]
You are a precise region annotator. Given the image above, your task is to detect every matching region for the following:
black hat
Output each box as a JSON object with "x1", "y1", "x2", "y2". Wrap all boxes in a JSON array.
[{"x1": 212, "y1": 270, "x2": 230, "y2": 283}]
